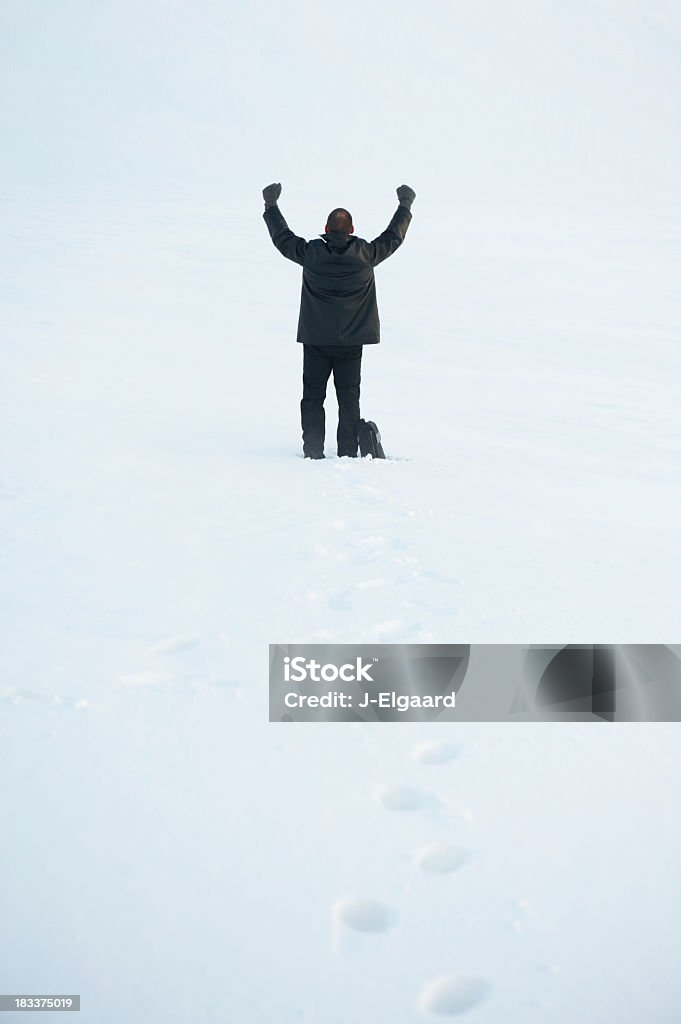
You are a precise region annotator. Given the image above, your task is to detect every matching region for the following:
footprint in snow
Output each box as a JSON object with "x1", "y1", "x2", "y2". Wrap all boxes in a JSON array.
[
  {"x1": 373, "y1": 783, "x2": 439, "y2": 812},
  {"x1": 414, "y1": 844, "x2": 472, "y2": 874},
  {"x1": 331, "y1": 897, "x2": 398, "y2": 953},
  {"x1": 418, "y1": 974, "x2": 491, "y2": 1015},
  {"x1": 411, "y1": 739, "x2": 461, "y2": 765},
  {"x1": 332, "y1": 898, "x2": 397, "y2": 934}
]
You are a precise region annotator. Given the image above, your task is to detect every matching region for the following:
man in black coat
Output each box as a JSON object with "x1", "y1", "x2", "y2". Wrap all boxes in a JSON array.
[{"x1": 262, "y1": 183, "x2": 415, "y2": 458}]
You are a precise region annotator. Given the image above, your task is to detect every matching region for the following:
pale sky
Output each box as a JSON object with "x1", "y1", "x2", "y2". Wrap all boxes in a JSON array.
[{"x1": 2, "y1": 0, "x2": 679, "y2": 204}]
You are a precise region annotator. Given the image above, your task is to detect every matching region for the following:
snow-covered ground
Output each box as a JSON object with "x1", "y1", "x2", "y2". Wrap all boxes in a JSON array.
[{"x1": 2, "y1": 2, "x2": 681, "y2": 1021}]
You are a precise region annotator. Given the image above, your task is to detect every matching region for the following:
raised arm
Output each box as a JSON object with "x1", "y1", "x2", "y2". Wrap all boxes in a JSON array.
[
  {"x1": 262, "y1": 182, "x2": 308, "y2": 266},
  {"x1": 368, "y1": 185, "x2": 416, "y2": 267}
]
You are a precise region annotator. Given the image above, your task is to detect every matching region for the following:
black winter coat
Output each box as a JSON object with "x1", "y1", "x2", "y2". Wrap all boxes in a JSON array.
[{"x1": 263, "y1": 204, "x2": 412, "y2": 346}]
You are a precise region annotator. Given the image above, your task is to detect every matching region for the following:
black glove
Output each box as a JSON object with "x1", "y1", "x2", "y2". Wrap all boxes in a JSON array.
[
  {"x1": 397, "y1": 184, "x2": 416, "y2": 210},
  {"x1": 263, "y1": 182, "x2": 282, "y2": 209}
]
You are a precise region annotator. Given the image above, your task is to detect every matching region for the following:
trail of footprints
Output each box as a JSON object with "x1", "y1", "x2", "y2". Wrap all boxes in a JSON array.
[
  {"x1": 333, "y1": 738, "x2": 490, "y2": 1017},
  {"x1": 298, "y1": 480, "x2": 462, "y2": 626},
  {"x1": 312, "y1": 469, "x2": 493, "y2": 1013}
]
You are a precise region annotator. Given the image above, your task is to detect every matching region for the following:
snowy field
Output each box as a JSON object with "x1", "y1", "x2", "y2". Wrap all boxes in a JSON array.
[{"x1": 2, "y1": 2, "x2": 681, "y2": 1021}]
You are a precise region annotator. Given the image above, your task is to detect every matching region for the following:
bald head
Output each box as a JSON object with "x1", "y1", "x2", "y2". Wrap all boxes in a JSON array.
[{"x1": 326, "y1": 207, "x2": 354, "y2": 233}]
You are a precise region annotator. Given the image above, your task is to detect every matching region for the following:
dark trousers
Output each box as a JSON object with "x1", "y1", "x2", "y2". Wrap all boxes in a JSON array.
[{"x1": 301, "y1": 344, "x2": 362, "y2": 457}]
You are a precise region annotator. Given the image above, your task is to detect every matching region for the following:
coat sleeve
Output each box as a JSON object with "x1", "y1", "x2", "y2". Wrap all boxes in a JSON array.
[
  {"x1": 263, "y1": 206, "x2": 308, "y2": 266},
  {"x1": 368, "y1": 205, "x2": 412, "y2": 267}
]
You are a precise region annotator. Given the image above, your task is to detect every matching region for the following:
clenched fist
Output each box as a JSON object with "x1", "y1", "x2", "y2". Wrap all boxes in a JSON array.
[
  {"x1": 263, "y1": 182, "x2": 282, "y2": 209},
  {"x1": 396, "y1": 184, "x2": 416, "y2": 209}
]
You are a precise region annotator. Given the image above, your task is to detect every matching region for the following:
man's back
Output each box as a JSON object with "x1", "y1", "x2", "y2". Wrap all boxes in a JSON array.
[{"x1": 263, "y1": 201, "x2": 412, "y2": 346}]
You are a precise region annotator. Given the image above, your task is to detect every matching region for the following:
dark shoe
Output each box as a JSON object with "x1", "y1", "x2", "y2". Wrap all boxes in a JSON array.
[{"x1": 304, "y1": 452, "x2": 325, "y2": 460}]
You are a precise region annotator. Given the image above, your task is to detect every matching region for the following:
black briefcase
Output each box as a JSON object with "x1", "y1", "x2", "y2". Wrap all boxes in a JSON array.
[{"x1": 358, "y1": 419, "x2": 386, "y2": 459}]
